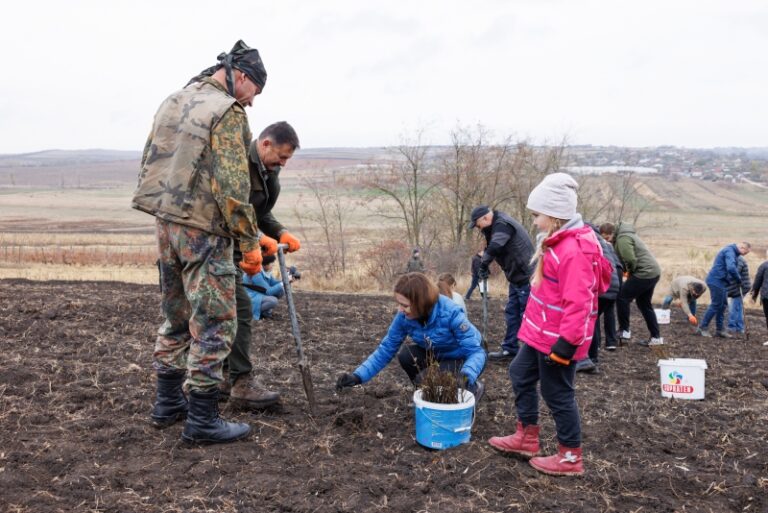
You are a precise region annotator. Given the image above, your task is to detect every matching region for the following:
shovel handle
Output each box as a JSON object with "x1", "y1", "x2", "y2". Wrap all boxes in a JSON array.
[{"x1": 277, "y1": 245, "x2": 305, "y2": 362}]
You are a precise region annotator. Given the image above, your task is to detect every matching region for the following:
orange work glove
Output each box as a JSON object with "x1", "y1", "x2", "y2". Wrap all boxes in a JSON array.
[
  {"x1": 259, "y1": 234, "x2": 278, "y2": 257},
  {"x1": 279, "y1": 231, "x2": 301, "y2": 253},
  {"x1": 688, "y1": 315, "x2": 698, "y2": 326},
  {"x1": 239, "y1": 247, "x2": 263, "y2": 276}
]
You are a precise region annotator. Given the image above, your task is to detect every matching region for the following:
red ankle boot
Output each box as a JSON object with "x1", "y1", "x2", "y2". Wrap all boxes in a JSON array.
[
  {"x1": 488, "y1": 421, "x2": 540, "y2": 458},
  {"x1": 529, "y1": 444, "x2": 584, "y2": 476}
]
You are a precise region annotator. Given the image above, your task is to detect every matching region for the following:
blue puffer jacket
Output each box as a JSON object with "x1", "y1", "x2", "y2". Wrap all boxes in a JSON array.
[
  {"x1": 707, "y1": 244, "x2": 742, "y2": 288},
  {"x1": 353, "y1": 295, "x2": 486, "y2": 385},
  {"x1": 242, "y1": 270, "x2": 284, "y2": 320}
]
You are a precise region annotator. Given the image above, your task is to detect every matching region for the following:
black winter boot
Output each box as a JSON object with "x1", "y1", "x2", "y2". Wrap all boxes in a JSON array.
[
  {"x1": 150, "y1": 370, "x2": 188, "y2": 428},
  {"x1": 181, "y1": 388, "x2": 251, "y2": 444}
]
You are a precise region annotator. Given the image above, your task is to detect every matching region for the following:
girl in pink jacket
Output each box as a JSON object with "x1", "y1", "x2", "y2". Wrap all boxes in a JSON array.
[{"x1": 488, "y1": 173, "x2": 611, "y2": 477}]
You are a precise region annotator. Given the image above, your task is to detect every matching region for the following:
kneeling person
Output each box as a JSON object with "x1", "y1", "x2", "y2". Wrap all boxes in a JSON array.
[
  {"x1": 242, "y1": 255, "x2": 286, "y2": 320},
  {"x1": 336, "y1": 273, "x2": 486, "y2": 401}
]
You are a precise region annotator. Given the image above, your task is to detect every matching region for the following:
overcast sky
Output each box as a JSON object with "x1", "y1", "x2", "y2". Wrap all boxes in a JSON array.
[{"x1": 1, "y1": 0, "x2": 766, "y2": 153}]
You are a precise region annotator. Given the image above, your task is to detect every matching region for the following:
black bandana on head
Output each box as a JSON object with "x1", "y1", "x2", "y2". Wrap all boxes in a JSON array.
[{"x1": 186, "y1": 40, "x2": 267, "y2": 96}]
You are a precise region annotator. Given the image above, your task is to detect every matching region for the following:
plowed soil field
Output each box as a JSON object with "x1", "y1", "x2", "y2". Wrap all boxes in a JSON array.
[{"x1": 1, "y1": 279, "x2": 767, "y2": 512}]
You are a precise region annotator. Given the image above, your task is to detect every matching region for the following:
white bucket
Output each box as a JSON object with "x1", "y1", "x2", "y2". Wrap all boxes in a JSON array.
[
  {"x1": 654, "y1": 308, "x2": 670, "y2": 324},
  {"x1": 657, "y1": 358, "x2": 707, "y2": 400}
]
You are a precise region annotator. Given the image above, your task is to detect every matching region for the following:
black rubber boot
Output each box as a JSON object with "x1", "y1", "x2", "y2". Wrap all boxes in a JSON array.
[
  {"x1": 150, "y1": 370, "x2": 188, "y2": 428},
  {"x1": 181, "y1": 388, "x2": 251, "y2": 444}
]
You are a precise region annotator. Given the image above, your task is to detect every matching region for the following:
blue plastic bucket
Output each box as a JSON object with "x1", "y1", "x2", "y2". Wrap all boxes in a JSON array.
[{"x1": 413, "y1": 389, "x2": 476, "y2": 450}]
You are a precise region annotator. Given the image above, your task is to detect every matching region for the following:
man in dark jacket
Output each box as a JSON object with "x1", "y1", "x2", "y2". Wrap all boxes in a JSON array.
[
  {"x1": 750, "y1": 250, "x2": 768, "y2": 345},
  {"x1": 576, "y1": 224, "x2": 622, "y2": 373},
  {"x1": 698, "y1": 242, "x2": 751, "y2": 338},
  {"x1": 465, "y1": 250, "x2": 484, "y2": 300},
  {"x1": 469, "y1": 205, "x2": 534, "y2": 361},
  {"x1": 725, "y1": 254, "x2": 751, "y2": 335},
  {"x1": 226, "y1": 121, "x2": 301, "y2": 409}
]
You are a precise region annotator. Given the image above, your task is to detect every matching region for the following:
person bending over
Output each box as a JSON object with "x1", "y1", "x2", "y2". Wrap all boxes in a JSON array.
[{"x1": 336, "y1": 273, "x2": 486, "y2": 401}]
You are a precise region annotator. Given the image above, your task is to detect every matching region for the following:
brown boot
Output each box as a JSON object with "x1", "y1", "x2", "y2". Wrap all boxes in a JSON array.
[{"x1": 230, "y1": 374, "x2": 280, "y2": 409}]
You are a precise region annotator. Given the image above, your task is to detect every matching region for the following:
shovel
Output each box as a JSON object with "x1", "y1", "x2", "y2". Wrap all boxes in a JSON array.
[
  {"x1": 739, "y1": 288, "x2": 750, "y2": 341},
  {"x1": 277, "y1": 244, "x2": 317, "y2": 415},
  {"x1": 481, "y1": 278, "x2": 489, "y2": 352}
]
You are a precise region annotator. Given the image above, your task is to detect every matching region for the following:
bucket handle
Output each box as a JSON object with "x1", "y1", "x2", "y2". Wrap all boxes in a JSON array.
[{"x1": 419, "y1": 405, "x2": 476, "y2": 433}]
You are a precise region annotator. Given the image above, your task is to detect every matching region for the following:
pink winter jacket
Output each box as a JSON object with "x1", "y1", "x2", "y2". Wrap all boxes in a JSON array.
[{"x1": 517, "y1": 225, "x2": 611, "y2": 361}]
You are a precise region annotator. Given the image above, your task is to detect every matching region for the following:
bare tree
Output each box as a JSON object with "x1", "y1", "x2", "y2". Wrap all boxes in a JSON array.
[
  {"x1": 362, "y1": 130, "x2": 441, "y2": 248},
  {"x1": 293, "y1": 172, "x2": 354, "y2": 277}
]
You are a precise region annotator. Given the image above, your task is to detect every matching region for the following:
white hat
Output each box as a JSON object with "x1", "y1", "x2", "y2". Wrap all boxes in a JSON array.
[{"x1": 526, "y1": 172, "x2": 579, "y2": 219}]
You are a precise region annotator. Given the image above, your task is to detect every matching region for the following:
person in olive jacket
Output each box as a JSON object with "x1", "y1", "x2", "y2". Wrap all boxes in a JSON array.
[{"x1": 609, "y1": 222, "x2": 663, "y2": 346}]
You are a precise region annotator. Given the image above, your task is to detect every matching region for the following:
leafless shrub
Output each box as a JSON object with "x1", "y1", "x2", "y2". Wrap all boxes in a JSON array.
[{"x1": 360, "y1": 239, "x2": 410, "y2": 288}]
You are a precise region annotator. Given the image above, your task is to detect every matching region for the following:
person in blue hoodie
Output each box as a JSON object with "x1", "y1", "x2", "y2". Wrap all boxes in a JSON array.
[
  {"x1": 698, "y1": 242, "x2": 751, "y2": 338},
  {"x1": 242, "y1": 255, "x2": 286, "y2": 320},
  {"x1": 336, "y1": 272, "x2": 487, "y2": 401}
]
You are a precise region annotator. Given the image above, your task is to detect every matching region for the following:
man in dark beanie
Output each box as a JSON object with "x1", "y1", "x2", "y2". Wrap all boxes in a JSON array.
[
  {"x1": 469, "y1": 205, "x2": 534, "y2": 361},
  {"x1": 133, "y1": 41, "x2": 269, "y2": 445}
]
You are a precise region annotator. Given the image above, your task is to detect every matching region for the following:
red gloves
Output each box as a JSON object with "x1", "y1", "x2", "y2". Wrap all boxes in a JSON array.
[
  {"x1": 280, "y1": 232, "x2": 301, "y2": 253},
  {"x1": 239, "y1": 247, "x2": 262, "y2": 275},
  {"x1": 688, "y1": 315, "x2": 698, "y2": 326},
  {"x1": 259, "y1": 235, "x2": 278, "y2": 257}
]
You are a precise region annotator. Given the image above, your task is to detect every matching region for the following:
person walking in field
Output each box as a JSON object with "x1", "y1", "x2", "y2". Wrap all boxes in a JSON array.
[
  {"x1": 697, "y1": 242, "x2": 751, "y2": 338},
  {"x1": 725, "y1": 254, "x2": 751, "y2": 336},
  {"x1": 488, "y1": 172, "x2": 612, "y2": 477},
  {"x1": 336, "y1": 272, "x2": 486, "y2": 401},
  {"x1": 750, "y1": 249, "x2": 768, "y2": 345},
  {"x1": 661, "y1": 276, "x2": 707, "y2": 326},
  {"x1": 608, "y1": 222, "x2": 663, "y2": 347},
  {"x1": 132, "y1": 41, "x2": 268, "y2": 444},
  {"x1": 465, "y1": 250, "x2": 484, "y2": 300},
  {"x1": 221, "y1": 121, "x2": 301, "y2": 410},
  {"x1": 469, "y1": 205, "x2": 534, "y2": 361}
]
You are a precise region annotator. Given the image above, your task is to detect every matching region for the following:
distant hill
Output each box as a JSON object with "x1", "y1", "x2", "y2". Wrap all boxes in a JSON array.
[
  {"x1": 0, "y1": 147, "x2": 389, "y2": 189},
  {"x1": 0, "y1": 149, "x2": 142, "y2": 167}
]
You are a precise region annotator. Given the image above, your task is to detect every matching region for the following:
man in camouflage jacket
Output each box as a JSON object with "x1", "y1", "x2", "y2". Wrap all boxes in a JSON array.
[{"x1": 132, "y1": 41, "x2": 268, "y2": 444}]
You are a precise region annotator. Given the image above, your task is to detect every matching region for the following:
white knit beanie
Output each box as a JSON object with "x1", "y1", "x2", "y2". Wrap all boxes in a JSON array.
[{"x1": 526, "y1": 172, "x2": 579, "y2": 219}]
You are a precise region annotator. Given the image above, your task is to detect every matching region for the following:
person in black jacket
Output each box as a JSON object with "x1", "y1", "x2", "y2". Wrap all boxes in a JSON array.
[
  {"x1": 226, "y1": 121, "x2": 301, "y2": 409},
  {"x1": 750, "y1": 250, "x2": 768, "y2": 345},
  {"x1": 469, "y1": 205, "x2": 534, "y2": 361},
  {"x1": 465, "y1": 250, "x2": 484, "y2": 300},
  {"x1": 576, "y1": 224, "x2": 622, "y2": 373}
]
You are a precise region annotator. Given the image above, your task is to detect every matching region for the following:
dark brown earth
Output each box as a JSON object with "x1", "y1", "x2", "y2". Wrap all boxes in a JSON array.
[{"x1": 1, "y1": 279, "x2": 767, "y2": 513}]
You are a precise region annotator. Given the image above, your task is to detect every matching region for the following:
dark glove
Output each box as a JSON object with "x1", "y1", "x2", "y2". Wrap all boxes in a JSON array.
[
  {"x1": 478, "y1": 266, "x2": 490, "y2": 280},
  {"x1": 545, "y1": 337, "x2": 577, "y2": 366},
  {"x1": 336, "y1": 372, "x2": 361, "y2": 391}
]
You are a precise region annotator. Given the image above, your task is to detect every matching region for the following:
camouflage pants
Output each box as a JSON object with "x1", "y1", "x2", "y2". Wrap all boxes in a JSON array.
[{"x1": 154, "y1": 218, "x2": 237, "y2": 390}]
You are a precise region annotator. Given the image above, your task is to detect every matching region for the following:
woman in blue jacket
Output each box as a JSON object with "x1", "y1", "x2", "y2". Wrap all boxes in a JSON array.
[
  {"x1": 336, "y1": 273, "x2": 486, "y2": 400},
  {"x1": 242, "y1": 255, "x2": 285, "y2": 320}
]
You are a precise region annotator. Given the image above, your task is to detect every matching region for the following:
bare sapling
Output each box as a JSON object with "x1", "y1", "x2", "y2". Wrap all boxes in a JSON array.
[{"x1": 419, "y1": 351, "x2": 466, "y2": 404}]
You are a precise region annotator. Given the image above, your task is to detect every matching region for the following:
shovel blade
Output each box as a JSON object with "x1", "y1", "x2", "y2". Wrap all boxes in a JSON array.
[{"x1": 299, "y1": 362, "x2": 317, "y2": 415}]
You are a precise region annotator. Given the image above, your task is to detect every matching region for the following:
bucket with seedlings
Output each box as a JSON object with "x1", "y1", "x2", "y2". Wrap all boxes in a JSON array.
[{"x1": 413, "y1": 358, "x2": 475, "y2": 450}]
